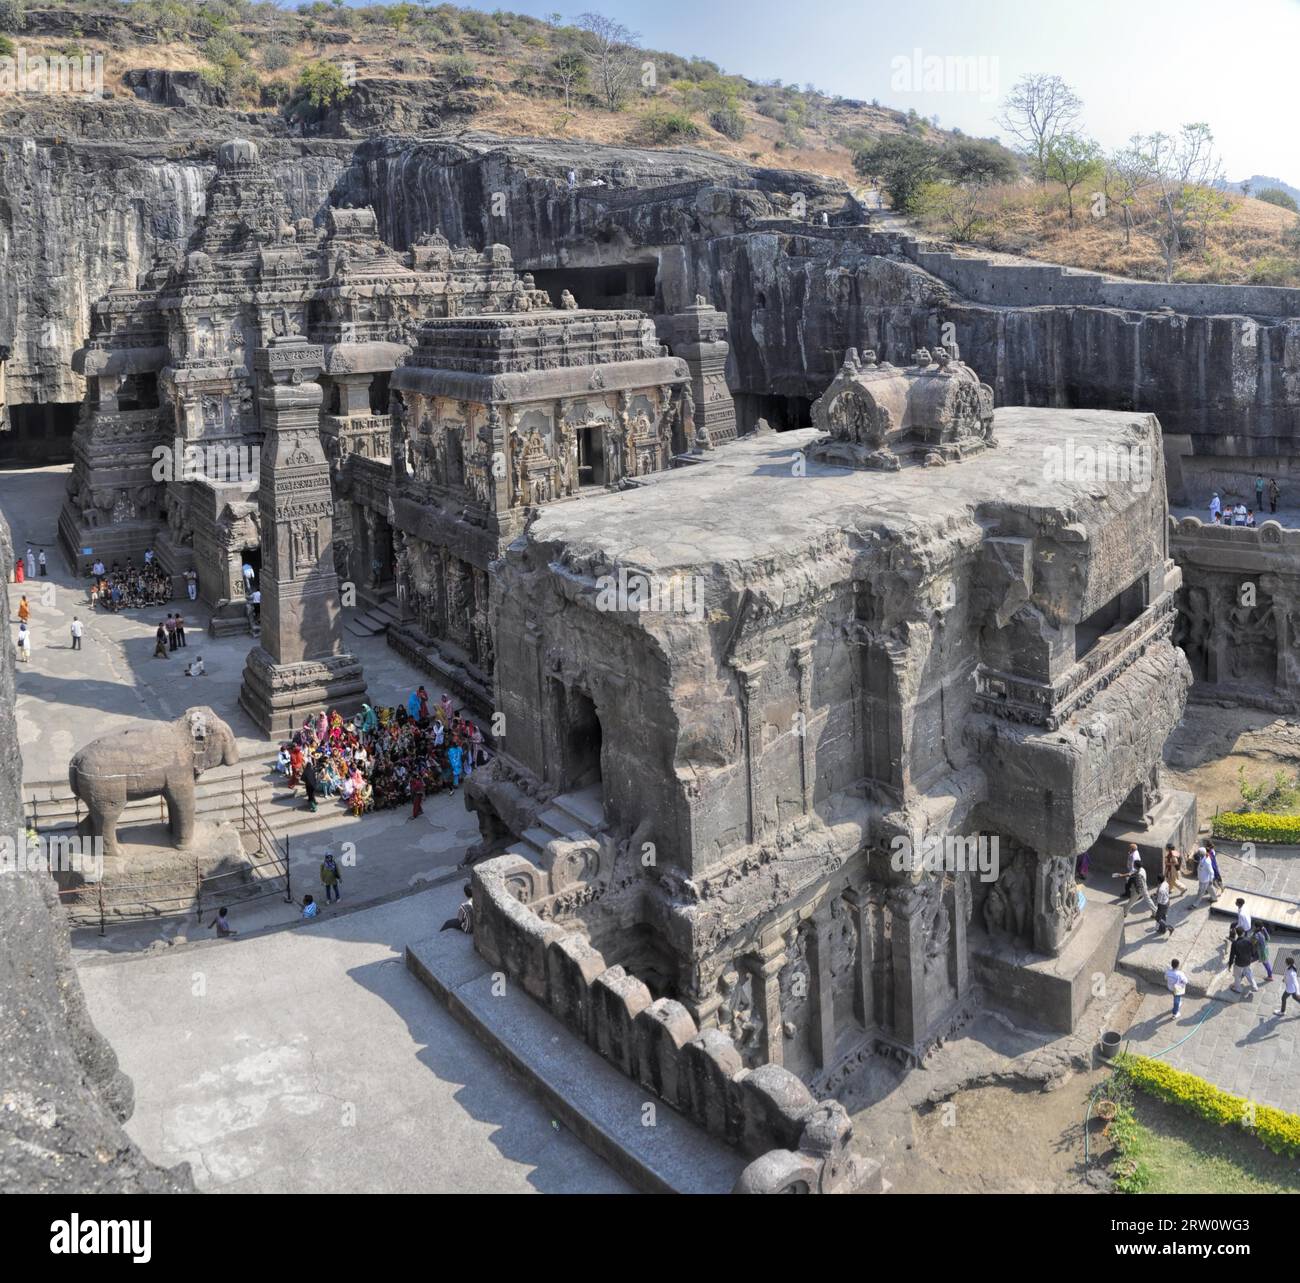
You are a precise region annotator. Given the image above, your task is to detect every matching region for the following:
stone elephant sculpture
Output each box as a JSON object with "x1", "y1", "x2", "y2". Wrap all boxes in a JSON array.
[{"x1": 69, "y1": 706, "x2": 240, "y2": 859}]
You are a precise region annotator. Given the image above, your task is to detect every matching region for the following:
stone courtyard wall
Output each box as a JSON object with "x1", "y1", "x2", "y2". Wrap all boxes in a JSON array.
[{"x1": 469, "y1": 851, "x2": 874, "y2": 1193}]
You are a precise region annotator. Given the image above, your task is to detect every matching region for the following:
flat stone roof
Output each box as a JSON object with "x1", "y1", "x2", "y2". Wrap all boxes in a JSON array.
[{"x1": 527, "y1": 407, "x2": 1164, "y2": 574}]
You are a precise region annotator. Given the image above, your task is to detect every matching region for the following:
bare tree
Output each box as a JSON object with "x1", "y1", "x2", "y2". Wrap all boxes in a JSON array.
[
  {"x1": 575, "y1": 12, "x2": 640, "y2": 111},
  {"x1": 998, "y1": 73, "x2": 1083, "y2": 182},
  {"x1": 1143, "y1": 124, "x2": 1226, "y2": 281},
  {"x1": 549, "y1": 44, "x2": 588, "y2": 109},
  {"x1": 1109, "y1": 137, "x2": 1156, "y2": 247}
]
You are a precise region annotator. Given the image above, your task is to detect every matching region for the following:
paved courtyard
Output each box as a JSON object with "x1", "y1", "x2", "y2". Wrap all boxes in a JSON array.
[
  {"x1": 77, "y1": 880, "x2": 629, "y2": 1193},
  {"x1": 1, "y1": 465, "x2": 492, "y2": 953}
]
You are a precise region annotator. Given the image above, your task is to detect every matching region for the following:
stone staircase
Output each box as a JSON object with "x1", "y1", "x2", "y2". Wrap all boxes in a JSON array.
[
  {"x1": 511, "y1": 784, "x2": 607, "y2": 860},
  {"x1": 344, "y1": 593, "x2": 403, "y2": 639},
  {"x1": 25, "y1": 762, "x2": 324, "y2": 840}
]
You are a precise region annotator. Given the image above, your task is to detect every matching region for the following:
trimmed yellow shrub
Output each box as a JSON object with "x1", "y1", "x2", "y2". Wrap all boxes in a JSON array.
[
  {"x1": 1211, "y1": 811, "x2": 1300, "y2": 843},
  {"x1": 1115, "y1": 1052, "x2": 1300, "y2": 1158}
]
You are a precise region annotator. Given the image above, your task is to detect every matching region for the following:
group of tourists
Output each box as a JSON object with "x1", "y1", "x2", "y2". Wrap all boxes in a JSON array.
[
  {"x1": 1208, "y1": 476, "x2": 1281, "y2": 526},
  {"x1": 89, "y1": 554, "x2": 173, "y2": 612},
  {"x1": 275, "y1": 690, "x2": 488, "y2": 818},
  {"x1": 12, "y1": 545, "x2": 47, "y2": 582}
]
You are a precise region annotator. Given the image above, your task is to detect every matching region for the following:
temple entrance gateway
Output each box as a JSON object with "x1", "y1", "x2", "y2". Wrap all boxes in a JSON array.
[
  {"x1": 559, "y1": 685, "x2": 602, "y2": 792},
  {"x1": 577, "y1": 424, "x2": 605, "y2": 488}
]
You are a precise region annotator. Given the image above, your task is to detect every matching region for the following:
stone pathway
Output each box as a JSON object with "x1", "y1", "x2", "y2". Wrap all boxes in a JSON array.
[
  {"x1": 77, "y1": 881, "x2": 630, "y2": 1193},
  {"x1": 1123, "y1": 983, "x2": 1300, "y2": 1116}
]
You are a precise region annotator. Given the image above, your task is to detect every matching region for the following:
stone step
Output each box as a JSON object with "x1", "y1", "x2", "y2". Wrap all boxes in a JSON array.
[
  {"x1": 405, "y1": 925, "x2": 747, "y2": 1194},
  {"x1": 536, "y1": 806, "x2": 591, "y2": 842},
  {"x1": 550, "y1": 787, "x2": 606, "y2": 834}
]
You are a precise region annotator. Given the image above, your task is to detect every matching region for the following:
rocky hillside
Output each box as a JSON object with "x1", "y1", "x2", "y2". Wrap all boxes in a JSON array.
[{"x1": 1, "y1": 1, "x2": 969, "y2": 184}]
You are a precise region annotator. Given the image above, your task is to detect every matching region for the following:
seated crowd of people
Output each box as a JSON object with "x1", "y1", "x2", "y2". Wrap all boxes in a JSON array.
[
  {"x1": 89, "y1": 555, "x2": 173, "y2": 611},
  {"x1": 275, "y1": 688, "x2": 488, "y2": 818}
]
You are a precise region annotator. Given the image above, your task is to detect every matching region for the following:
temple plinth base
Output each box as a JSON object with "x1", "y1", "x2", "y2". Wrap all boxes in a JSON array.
[
  {"x1": 238, "y1": 645, "x2": 367, "y2": 736},
  {"x1": 972, "y1": 900, "x2": 1125, "y2": 1034}
]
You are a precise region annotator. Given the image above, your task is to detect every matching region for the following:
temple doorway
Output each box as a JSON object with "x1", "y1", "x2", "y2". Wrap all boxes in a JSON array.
[
  {"x1": 560, "y1": 687, "x2": 603, "y2": 792},
  {"x1": 577, "y1": 425, "x2": 606, "y2": 488}
]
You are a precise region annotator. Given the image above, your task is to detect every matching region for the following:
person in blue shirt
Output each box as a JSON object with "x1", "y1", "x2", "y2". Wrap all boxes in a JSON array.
[{"x1": 301, "y1": 895, "x2": 319, "y2": 919}]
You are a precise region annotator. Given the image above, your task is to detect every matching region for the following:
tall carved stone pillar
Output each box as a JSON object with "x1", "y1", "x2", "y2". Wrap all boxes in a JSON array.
[
  {"x1": 888, "y1": 885, "x2": 927, "y2": 1050},
  {"x1": 792, "y1": 641, "x2": 814, "y2": 814},
  {"x1": 807, "y1": 903, "x2": 837, "y2": 1070},
  {"x1": 742, "y1": 946, "x2": 786, "y2": 1068},
  {"x1": 844, "y1": 888, "x2": 875, "y2": 1032},
  {"x1": 238, "y1": 335, "x2": 366, "y2": 735},
  {"x1": 655, "y1": 297, "x2": 738, "y2": 447},
  {"x1": 731, "y1": 660, "x2": 766, "y2": 845}
]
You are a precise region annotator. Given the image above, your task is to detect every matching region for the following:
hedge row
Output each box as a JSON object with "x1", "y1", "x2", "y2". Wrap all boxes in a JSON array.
[
  {"x1": 1210, "y1": 811, "x2": 1300, "y2": 844},
  {"x1": 1115, "y1": 1052, "x2": 1300, "y2": 1158}
]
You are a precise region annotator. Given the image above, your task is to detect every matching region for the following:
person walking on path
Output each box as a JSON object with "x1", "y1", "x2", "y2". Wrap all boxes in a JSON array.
[
  {"x1": 1268, "y1": 476, "x2": 1280, "y2": 514},
  {"x1": 1229, "y1": 927, "x2": 1260, "y2": 996},
  {"x1": 37, "y1": 549, "x2": 46, "y2": 577},
  {"x1": 1193, "y1": 846, "x2": 1218, "y2": 904},
  {"x1": 174, "y1": 611, "x2": 186, "y2": 647},
  {"x1": 16, "y1": 595, "x2": 29, "y2": 624},
  {"x1": 1205, "y1": 841, "x2": 1224, "y2": 892},
  {"x1": 409, "y1": 769, "x2": 425, "y2": 820},
  {"x1": 25, "y1": 546, "x2": 35, "y2": 579},
  {"x1": 16, "y1": 620, "x2": 31, "y2": 663},
  {"x1": 1279, "y1": 959, "x2": 1299, "y2": 1016},
  {"x1": 208, "y1": 906, "x2": 237, "y2": 938},
  {"x1": 1166, "y1": 958, "x2": 1189, "y2": 1018},
  {"x1": 1162, "y1": 843, "x2": 1185, "y2": 895},
  {"x1": 70, "y1": 616, "x2": 83, "y2": 651},
  {"x1": 1209, "y1": 492, "x2": 1222, "y2": 523},
  {"x1": 153, "y1": 622, "x2": 169, "y2": 658},
  {"x1": 1253, "y1": 922, "x2": 1274, "y2": 981},
  {"x1": 301, "y1": 757, "x2": 319, "y2": 813},
  {"x1": 1154, "y1": 877, "x2": 1176, "y2": 935},
  {"x1": 1256, "y1": 474, "x2": 1266, "y2": 512},
  {"x1": 165, "y1": 613, "x2": 177, "y2": 652},
  {"x1": 1125, "y1": 860, "x2": 1158, "y2": 917},
  {"x1": 320, "y1": 851, "x2": 341, "y2": 904}
]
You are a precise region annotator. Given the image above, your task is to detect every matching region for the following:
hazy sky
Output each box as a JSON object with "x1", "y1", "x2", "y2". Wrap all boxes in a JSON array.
[{"x1": 390, "y1": 0, "x2": 1300, "y2": 182}]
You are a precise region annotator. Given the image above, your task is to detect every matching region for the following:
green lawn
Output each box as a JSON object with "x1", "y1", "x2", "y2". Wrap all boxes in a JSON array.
[{"x1": 1114, "y1": 1091, "x2": 1300, "y2": 1194}]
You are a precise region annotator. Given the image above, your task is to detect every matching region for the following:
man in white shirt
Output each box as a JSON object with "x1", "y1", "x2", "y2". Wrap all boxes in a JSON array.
[
  {"x1": 70, "y1": 617, "x2": 83, "y2": 651},
  {"x1": 1165, "y1": 959, "x2": 1189, "y2": 1017},
  {"x1": 1235, "y1": 898, "x2": 1252, "y2": 932},
  {"x1": 1279, "y1": 958, "x2": 1299, "y2": 1017},
  {"x1": 1154, "y1": 878, "x2": 1176, "y2": 935},
  {"x1": 1209, "y1": 492, "x2": 1221, "y2": 522},
  {"x1": 1196, "y1": 848, "x2": 1217, "y2": 903}
]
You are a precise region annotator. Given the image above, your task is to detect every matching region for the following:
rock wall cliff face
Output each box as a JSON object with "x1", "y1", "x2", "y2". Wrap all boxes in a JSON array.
[
  {"x1": 0, "y1": 511, "x2": 191, "y2": 1193},
  {"x1": 2, "y1": 127, "x2": 1298, "y2": 465}
]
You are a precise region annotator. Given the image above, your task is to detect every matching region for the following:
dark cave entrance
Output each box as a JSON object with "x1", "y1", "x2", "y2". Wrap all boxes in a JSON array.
[
  {"x1": 530, "y1": 263, "x2": 658, "y2": 313},
  {"x1": 557, "y1": 685, "x2": 603, "y2": 794},
  {"x1": 733, "y1": 392, "x2": 814, "y2": 434},
  {"x1": 0, "y1": 403, "x2": 80, "y2": 465}
]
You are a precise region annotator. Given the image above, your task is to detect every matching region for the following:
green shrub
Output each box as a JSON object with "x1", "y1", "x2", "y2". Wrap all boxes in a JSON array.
[
  {"x1": 0, "y1": 0, "x2": 24, "y2": 32},
  {"x1": 1256, "y1": 187, "x2": 1299, "y2": 213},
  {"x1": 441, "y1": 52, "x2": 474, "y2": 86},
  {"x1": 1211, "y1": 811, "x2": 1300, "y2": 843},
  {"x1": 1116, "y1": 1052, "x2": 1300, "y2": 1158},
  {"x1": 708, "y1": 105, "x2": 746, "y2": 141},
  {"x1": 638, "y1": 107, "x2": 700, "y2": 144},
  {"x1": 295, "y1": 58, "x2": 349, "y2": 109},
  {"x1": 262, "y1": 44, "x2": 292, "y2": 72},
  {"x1": 0, "y1": 32, "x2": 12, "y2": 56}
]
